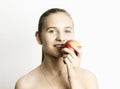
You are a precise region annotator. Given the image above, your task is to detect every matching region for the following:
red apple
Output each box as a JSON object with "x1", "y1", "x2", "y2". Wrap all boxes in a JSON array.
[{"x1": 65, "y1": 40, "x2": 81, "y2": 55}]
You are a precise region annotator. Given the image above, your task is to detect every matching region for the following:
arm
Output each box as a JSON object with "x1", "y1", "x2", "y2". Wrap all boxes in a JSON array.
[
  {"x1": 85, "y1": 71, "x2": 99, "y2": 89},
  {"x1": 15, "y1": 80, "x2": 24, "y2": 89},
  {"x1": 63, "y1": 44, "x2": 84, "y2": 89},
  {"x1": 15, "y1": 76, "x2": 33, "y2": 89},
  {"x1": 15, "y1": 79, "x2": 28, "y2": 89},
  {"x1": 63, "y1": 44, "x2": 98, "y2": 89}
]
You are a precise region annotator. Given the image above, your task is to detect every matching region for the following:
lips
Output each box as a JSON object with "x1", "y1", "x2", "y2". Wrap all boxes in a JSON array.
[{"x1": 54, "y1": 44, "x2": 65, "y2": 50}]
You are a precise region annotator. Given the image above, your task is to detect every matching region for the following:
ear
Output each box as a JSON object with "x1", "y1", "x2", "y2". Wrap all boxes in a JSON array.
[{"x1": 35, "y1": 31, "x2": 42, "y2": 44}]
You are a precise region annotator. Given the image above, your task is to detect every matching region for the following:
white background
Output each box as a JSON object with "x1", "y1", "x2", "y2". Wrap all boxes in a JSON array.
[{"x1": 0, "y1": 0, "x2": 120, "y2": 89}]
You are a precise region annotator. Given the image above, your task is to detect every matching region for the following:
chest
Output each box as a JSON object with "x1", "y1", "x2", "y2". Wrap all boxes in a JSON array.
[{"x1": 33, "y1": 77, "x2": 70, "y2": 89}]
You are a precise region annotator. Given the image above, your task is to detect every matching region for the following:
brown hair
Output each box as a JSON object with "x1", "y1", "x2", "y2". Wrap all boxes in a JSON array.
[
  {"x1": 38, "y1": 8, "x2": 73, "y2": 62},
  {"x1": 38, "y1": 8, "x2": 73, "y2": 33}
]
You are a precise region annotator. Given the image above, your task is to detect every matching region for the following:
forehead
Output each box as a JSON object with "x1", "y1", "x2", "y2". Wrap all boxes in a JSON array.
[{"x1": 43, "y1": 12, "x2": 73, "y2": 27}]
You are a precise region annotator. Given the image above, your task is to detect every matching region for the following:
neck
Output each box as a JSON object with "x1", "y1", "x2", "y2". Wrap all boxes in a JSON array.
[{"x1": 41, "y1": 54, "x2": 67, "y2": 76}]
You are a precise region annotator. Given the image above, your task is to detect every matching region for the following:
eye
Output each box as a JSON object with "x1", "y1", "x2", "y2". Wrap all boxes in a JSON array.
[
  {"x1": 65, "y1": 30, "x2": 71, "y2": 33},
  {"x1": 48, "y1": 29, "x2": 54, "y2": 33},
  {"x1": 48, "y1": 28, "x2": 57, "y2": 34}
]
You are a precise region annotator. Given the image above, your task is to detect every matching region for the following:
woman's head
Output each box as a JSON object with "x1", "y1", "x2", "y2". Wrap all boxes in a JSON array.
[
  {"x1": 36, "y1": 8, "x2": 74, "y2": 61},
  {"x1": 38, "y1": 8, "x2": 74, "y2": 34}
]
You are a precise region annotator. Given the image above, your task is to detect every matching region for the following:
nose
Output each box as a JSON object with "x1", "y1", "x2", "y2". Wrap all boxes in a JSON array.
[{"x1": 56, "y1": 32, "x2": 65, "y2": 42}]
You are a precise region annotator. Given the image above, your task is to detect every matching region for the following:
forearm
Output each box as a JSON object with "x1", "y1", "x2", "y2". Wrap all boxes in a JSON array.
[
  {"x1": 69, "y1": 79, "x2": 84, "y2": 89},
  {"x1": 68, "y1": 68, "x2": 85, "y2": 89}
]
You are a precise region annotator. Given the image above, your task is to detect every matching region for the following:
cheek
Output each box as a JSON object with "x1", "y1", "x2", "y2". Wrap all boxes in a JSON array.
[
  {"x1": 41, "y1": 32, "x2": 52, "y2": 42},
  {"x1": 42, "y1": 38, "x2": 50, "y2": 45},
  {"x1": 66, "y1": 33, "x2": 74, "y2": 40},
  {"x1": 41, "y1": 35, "x2": 55, "y2": 46}
]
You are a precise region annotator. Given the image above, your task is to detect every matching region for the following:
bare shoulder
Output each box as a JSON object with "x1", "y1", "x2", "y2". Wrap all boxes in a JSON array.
[
  {"x1": 80, "y1": 68, "x2": 99, "y2": 89},
  {"x1": 80, "y1": 68, "x2": 97, "y2": 79},
  {"x1": 15, "y1": 66, "x2": 42, "y2": 89},
  {"x1": 15, "y1": 74, "x2": 33, "y2": 89}
]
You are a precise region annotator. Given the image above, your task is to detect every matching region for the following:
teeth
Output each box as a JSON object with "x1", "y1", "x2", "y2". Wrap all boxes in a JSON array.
[{"x1": 54, "y1": 44, "x2": 65, "y2": 48}]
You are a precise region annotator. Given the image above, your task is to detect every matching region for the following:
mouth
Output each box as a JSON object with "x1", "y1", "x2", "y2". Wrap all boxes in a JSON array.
[{"x1": 54, "y1": 44, "x2": 65, "y2": 50}]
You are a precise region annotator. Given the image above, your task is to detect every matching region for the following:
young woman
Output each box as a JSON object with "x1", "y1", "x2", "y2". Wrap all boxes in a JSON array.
[{"x1": 15, "y1": 8, "x2": 98, "y2": 89}]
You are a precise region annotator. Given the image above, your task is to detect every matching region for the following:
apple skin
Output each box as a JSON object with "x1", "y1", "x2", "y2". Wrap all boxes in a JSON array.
[{"x1": 65, "y1": 40, "x2": 81, "y2": 55}]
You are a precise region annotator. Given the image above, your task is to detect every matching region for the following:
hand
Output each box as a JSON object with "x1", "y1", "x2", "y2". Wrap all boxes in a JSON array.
[
  {"x1": 62, "y1": 44, "x2": 83, "y2": 89},
  {"x1": 62, "y1": 43, "x2": 82, "y2": 69}
]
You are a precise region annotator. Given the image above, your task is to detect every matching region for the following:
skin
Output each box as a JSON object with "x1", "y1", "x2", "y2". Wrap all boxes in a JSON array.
[{"x1": 15, "y1": 12, "x2": 99, "y2": 89}]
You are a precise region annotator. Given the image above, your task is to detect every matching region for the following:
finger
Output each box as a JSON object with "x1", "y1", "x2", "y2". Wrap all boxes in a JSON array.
[
  {"x1": 64, "y1": 57, "x2": 72, "y2": 68},
  {"x1": 62, "y1": 48, "x2": 74, "y2": 54},
  {"x1": 62, "y1": 48, "x2": 77, "y2": 58},
  {"x1": 67, "y1": 54, "x2": 74, "y2": 63},
  {"x1": 71, "y1": 44, "x2": 82, "y2": 57}
]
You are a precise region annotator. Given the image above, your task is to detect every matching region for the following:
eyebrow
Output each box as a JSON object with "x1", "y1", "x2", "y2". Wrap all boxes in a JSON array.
[
  {"x1": 46, "y1": 26, "x2": 72, "y2": 30},
  {"x1": 65, "y1": 26, "x2": 72, "y2": 29},
  {"x1": 47, "y1": 27, "x2": 57, "y2": 30}
]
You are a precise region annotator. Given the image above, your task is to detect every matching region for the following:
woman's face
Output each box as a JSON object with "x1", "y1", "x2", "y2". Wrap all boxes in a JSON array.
[{"x1": 40, "y1": 12, "x2": 74, "y2": 57}]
